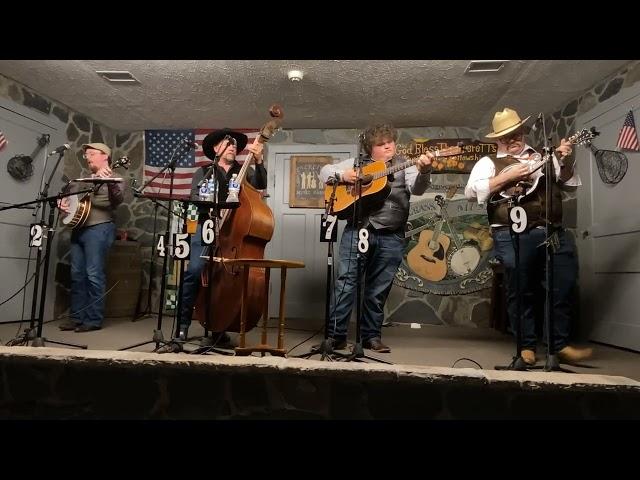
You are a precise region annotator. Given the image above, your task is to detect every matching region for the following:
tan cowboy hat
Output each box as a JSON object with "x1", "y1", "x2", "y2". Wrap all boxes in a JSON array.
[{"x1": 485, "y1": 108, "x2": 531, "y2": 138}]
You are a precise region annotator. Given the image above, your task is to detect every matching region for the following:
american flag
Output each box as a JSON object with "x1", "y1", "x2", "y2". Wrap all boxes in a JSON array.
[
  {"x1": 0, "y1": 130, "x2": 7, "y2": 152},
  {"x1": 616, "y1": 110, "x2": 640, "y2": 151},
  {"x1": 143, "y1": 128, "x2": 260, "y2": 198}
]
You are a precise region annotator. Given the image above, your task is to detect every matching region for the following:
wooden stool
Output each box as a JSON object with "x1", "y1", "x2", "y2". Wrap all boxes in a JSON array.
[{"x1": 216, "y1": 258, "x2": 305, "y2": 357}]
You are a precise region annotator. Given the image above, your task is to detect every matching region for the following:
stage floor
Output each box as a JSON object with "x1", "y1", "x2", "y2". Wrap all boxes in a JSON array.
[{"x1": 1, "y1": 314, "x2": 638, "y2": 381}]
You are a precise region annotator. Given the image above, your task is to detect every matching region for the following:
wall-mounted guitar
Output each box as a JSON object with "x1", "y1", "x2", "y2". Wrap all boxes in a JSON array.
[
  {"x1": 327, "y1": 145, "x2": 463, "y2": 219},
  {"x1": 489, "y1": 128, "x2": 597, "y2": 204},
  {"x1": 61, "y1": 156, "x2": 130, "y2": 229}
]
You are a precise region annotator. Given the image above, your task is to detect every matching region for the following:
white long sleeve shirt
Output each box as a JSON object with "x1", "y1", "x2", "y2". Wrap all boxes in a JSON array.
[{"x1": 464, "y1": 143, "x2": 581, "y2": 206}]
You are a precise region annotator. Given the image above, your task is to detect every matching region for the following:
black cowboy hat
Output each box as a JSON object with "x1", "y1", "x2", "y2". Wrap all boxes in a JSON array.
[{"x1": 201, "y1": 128, "x2": 248, "y2": 161}]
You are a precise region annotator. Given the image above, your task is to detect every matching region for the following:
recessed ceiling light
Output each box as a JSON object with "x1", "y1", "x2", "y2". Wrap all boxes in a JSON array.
[
  {"x1": 465, "y1": 60, "x2": 509, "y2": 74},
  {"x1": 96, "y1": 70, "x2": 140, "y2": 83},
  {"x1": 287, "y1": 70, "x2": 304, "y2": 82}
]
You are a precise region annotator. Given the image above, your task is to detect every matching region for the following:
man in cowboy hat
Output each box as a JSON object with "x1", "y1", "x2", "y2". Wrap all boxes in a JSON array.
[
  {"x1": 57, "y1": 142, "x2": 124, "y2": 332},
  {"x1": 159, "y1": 129, "x2": 266, "y2": 351},
  {"x1": 465, "y1": 108, "x2": 592, "y2": 366}
]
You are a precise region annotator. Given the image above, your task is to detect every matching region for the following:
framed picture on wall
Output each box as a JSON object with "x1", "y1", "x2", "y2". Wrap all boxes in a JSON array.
[{"x1": 289, "y1": 155, "x2": 334, "y2": 208}]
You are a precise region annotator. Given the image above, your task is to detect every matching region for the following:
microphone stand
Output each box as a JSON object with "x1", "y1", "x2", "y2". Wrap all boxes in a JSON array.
[
  {"x1": 0, "y1": 151, "x2": 89, "y2": 349},
  {"x1": 494, "y1": 194, "x2": 529, "y2": 371},
  {"x1": 293, "y1": 177, "x2": 349, "y2": 360},
  {"x1": 131, "y1": 184, "x2": 174, "y2": 322},
  {"x1": 538, "y1": 115, "x2": 573, "y2": 373},
  {"x1": 119, "y1": 142, "x2": 189, "y2": 352},
  {"x1": 342, "y1": 139, "x2": 392, "y2": 365}
]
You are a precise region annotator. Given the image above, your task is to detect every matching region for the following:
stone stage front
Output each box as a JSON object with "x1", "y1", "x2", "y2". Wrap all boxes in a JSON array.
[{"x1": 0, "y1": 347, "x2": 638, "y2": 420}]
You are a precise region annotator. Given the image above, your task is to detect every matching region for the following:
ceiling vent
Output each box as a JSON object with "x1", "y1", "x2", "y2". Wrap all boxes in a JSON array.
[
  {"x1": 96, "y1": 70, "x2": 140, "y2": 84},
  {"x1": 465, "y1": 60, "x2": 508, "y2": 74}
]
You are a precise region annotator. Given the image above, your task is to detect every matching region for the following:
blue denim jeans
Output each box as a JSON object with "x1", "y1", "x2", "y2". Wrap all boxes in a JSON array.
[
  {"x1": 492, "y1": 227, "x2": 577, "y2": 351},
  {"x1": 70, "y1": 222, "x2": 116, "y2": 327},
  {"x1": 179, "y1": 222, "x2": 208, "y2": 329},
  {"x1": 328, "y1": 225, "x2": 407, "y2": 342}
]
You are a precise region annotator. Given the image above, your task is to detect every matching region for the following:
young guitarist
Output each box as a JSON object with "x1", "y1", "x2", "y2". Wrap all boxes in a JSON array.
[
  {"x1": 318, "y1": 124, "x2": 434, "y2": 353},
  {"x1": 465, "y1": 107, "x2": 593, "y2": 366}
]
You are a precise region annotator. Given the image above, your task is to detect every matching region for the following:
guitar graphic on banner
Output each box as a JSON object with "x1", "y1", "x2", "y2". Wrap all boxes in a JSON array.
[{"x1": 407, "y1": 195, "x2": 450, "y2": 282}]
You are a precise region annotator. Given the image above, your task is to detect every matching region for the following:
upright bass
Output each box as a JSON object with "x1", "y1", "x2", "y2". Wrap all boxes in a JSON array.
[{"x1": 194, "y1": 105, "x2": 283, "y2": 333}]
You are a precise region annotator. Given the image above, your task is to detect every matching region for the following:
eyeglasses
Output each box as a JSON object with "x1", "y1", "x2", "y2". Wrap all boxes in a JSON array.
[
  {"x1": 83, "y1": 151, "x2": 105, "y2": 159},
  {"x1": 497, "y1": 131, "x2": 523, "y2": 145}
]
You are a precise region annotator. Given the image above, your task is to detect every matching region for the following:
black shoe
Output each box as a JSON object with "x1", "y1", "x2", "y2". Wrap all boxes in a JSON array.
[
  {"x1": 362, "y1": 337, "x2": 391, "y2": 353},
  {"x1": 59, "y1": 320, "x2": 80, "y2": 331},
  {"x1": 74, "y1": 324, "x2": 101, "y2": 332}
]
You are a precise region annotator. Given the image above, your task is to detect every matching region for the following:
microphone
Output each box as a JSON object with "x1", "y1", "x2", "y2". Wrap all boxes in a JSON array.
[
  {"x1": 326, "y1": 173, "x2": 341, "y2": 185},
  {"x1": 117, "y1": 156, "x2": 130, "y2": 169},
  {"x1": 225, "y1": 135, "x2": 237, "y2": 146},
  {"x1": 48, "y1": 144, "x2": 71, "y2": 156},
  {"x1": 530, "y1": 113, "x2": 543, "y2": 132},
  {"x1": 182, "y1": 138, "x2": 199, "y2": 149}
]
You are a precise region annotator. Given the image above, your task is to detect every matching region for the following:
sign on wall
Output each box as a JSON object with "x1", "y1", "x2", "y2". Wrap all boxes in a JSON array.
[
  {"x1": 289, "y1": 155, "x2": 333, "y2": 208},
  {"x1": 396, "y1": 138, "x2": 498, "y2": 174}
]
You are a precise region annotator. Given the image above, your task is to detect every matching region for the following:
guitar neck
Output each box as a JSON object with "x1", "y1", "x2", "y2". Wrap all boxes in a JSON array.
[
  {"x1": 439, "y1": 207, "x2": 461, "y2": 250},
  {"x1": 369, "y1": 157, "x2": 419, "y2": 180},
  {"x1": 431, "y1": 219, "x2": 444, "y2": 242}
]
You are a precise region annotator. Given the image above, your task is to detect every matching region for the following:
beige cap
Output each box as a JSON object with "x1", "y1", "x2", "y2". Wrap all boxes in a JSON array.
[{"x1": 82, "y1": 142, "x2": 111, "y2": 157}]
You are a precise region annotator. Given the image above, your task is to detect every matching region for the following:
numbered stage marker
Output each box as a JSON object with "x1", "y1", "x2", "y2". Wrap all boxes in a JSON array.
[
  {"x1": 173, "y1": 233, "x2": 190, "y2": 259},
  {"x1": 510, "y1": 206, "x2": 527, "y2": 233},
  {"x1": 201, "y1": 219, "x2": 215, "y2": 245},
  {"x1": 320, "y1": 214, "x2": 337, "y2": 242},
  {"x1": 29, "y1": 224, "x2": 44, "y2": 247},
  {"x1": 358, "y1": 228, "x2": 369, "y2": 253}
]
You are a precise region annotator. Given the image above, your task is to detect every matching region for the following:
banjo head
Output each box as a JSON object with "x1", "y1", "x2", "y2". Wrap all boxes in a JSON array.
[
  {"x1": 61, "y1": 194, "x2": 79, "y2": 225},
  {"x1": 448, "y1": 245, "x2": 481, "y2": 277}
]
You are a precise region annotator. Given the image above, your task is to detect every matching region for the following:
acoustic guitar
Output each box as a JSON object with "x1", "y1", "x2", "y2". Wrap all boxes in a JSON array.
[{"x1": 327, "y1": 146, "x2": 462, "y2": 219}]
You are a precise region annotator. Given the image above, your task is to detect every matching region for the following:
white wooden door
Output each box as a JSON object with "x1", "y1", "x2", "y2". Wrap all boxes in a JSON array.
[
  {"x1": 265, "y1": 144, "x2": 357, "y2": 319},
  {"x1": 576, "y1": 82, "x2": 640, "y2": 351}
]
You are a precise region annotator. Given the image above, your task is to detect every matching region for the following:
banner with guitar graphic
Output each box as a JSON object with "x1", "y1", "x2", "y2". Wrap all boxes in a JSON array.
[{"x1": 396, "y1": 194, "x2": 493, "y2": 296}]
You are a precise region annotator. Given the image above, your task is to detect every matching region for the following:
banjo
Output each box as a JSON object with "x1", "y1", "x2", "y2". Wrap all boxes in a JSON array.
[
  {"x1": 436, "y1": 195, "x2": 482, "y2": 277},
  {"x1": 61, "y1": 156, "x2": 130, "y2": 229}
]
